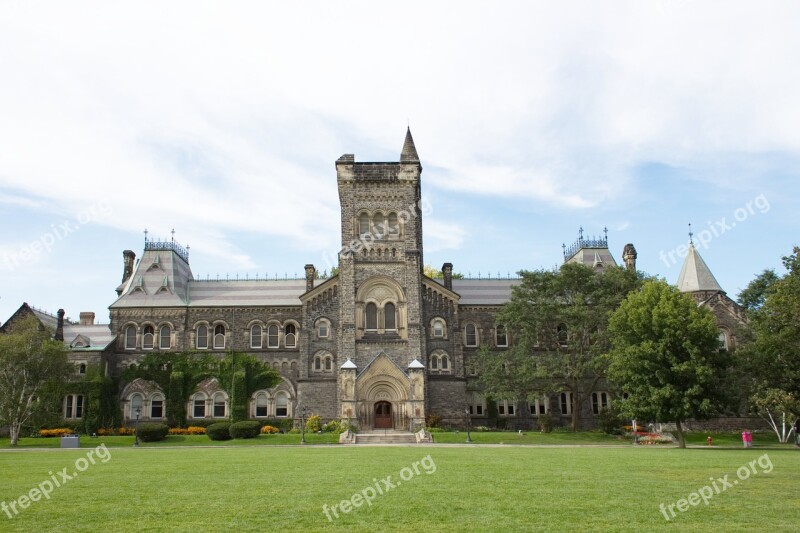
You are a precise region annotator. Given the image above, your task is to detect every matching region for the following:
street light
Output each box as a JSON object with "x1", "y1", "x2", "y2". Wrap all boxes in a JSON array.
[
  {"x1": 465, "y1": 407, "x2": 472, "y2": 443},
  {"x1": 133, "y1": 407, "x2": 141, "y2": 447},
  {"x1": 300, "y1": 405, "x2": 307, "y2": 445}
]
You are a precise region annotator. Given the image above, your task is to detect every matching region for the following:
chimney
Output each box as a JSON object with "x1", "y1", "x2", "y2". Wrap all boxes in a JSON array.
[
  {"x1": 122, "y1": 250, "x2": 136, "y2": 283},
  {"x1": 55, "y1": 309, "x2": 65, "y2": 341},
  {"x1": 304, "y1": 264, "x2": 316, "y2": 292},
  {"x1": 442, "y1": 262, "x2": 453, "y2": 291},
  {"x1": 622, "y1": 243, "x2": 638, "y2": 272},
  {"x1": 79, "y1": 312, "x2": 95, "y2": 326}
]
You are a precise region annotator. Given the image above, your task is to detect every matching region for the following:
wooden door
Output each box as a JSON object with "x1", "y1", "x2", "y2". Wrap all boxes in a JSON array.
[{"x1": 374, "y1": 401, "x2": 392, "y2": 429}]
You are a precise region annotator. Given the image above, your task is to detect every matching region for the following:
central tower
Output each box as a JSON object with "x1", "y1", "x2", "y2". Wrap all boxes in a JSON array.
[{"x1": 335, "y1": 129, "x2": 427, "y2": 430}]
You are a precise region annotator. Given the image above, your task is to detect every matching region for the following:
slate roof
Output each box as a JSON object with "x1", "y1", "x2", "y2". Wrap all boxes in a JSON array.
[
  {"x1": 676, "y1": 243, "x2": 724, "y2": 293},
  {"x1": 400, "y1": 127, "x2": 420, "y2": 162},
  {"x1": 449, "y1": 279, "x2": 520, "y2": 305},
  {"x1": 62, "y1": 324, "x2": 115, "y2": 351}
]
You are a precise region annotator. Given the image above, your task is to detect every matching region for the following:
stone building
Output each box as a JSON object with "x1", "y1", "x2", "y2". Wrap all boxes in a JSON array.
[{"x1": 0, "y1": 130, "x2": 746, "y2": 432}]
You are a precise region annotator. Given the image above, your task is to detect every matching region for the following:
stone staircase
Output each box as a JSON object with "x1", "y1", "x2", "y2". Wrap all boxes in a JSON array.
[{"x1": 353, "y1": 431, "x2": 418, "y2": 445}]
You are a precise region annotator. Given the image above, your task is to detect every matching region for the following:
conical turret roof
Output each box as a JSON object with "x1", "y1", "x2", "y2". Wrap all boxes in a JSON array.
[
  {"x1": 676, "y1": 243, "x2": 724, "y2": 293},
  {"x1": 400, "y1": 127, "x2": 419, "y2": 162}
]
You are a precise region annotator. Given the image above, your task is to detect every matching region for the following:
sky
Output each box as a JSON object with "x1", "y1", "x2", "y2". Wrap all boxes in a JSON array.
[{"x1": 1, "y1": 1, "x2": 799, "y2": 324}]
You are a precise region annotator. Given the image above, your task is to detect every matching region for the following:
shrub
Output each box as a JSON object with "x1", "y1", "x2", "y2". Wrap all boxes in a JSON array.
[
  {"x1": 39, "y1": 428, "x2": 73, "y2": 438},
  {"x1": 305, "y1": 414, "x2": 322, "y2": 433},
  {"x1": 117, "y1": 427, "x2": 135, "y2": 436},
  {"x1": 260, "y1": 418, "x2": 293, "y2": 433},
  {"x1": 425, "y1": 412, "x2": 441, "y2": 428},
  {"x1": 229, "y1": 421, "x2": 261, "y2": 439},
  {"x1": 598, "y1": 408, "x2": 624, "y2": 435},
  {"x1": 322, "y1": 420, "x2": 341, "y2": 433},
  {"x1": 185, "y1": 419, "x2": 217, "y2": 429},
  {"x1": 187, "y1": 426, "x2": 207, "y2": 435},
  {"x1": 261, "y1": 425, "x2": 279, "y2": 434},
  {"x1": 137, "y1": 423, "x2": 169, "y2": 442},
  {"x1": 207, "y1": 422, "x2": 232, "y2": 441},
  {"x1": 538, "y1": 413, "x2": 553, "y2": 433}
]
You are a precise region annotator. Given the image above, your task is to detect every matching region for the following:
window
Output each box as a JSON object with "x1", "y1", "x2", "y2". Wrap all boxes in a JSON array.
[
  {"x1": 465, "y1": 323, "x2": 477, "y2": 347},
  {"x1": 359, "y1": 213, "x2": 370, "y2": 236},
  {"x1": 313, "y1": 353, "x2": 334, "y2": 373},
  {"x1": 267, "y1": 325, "x2": 279, "y2": 348},
  {"x1": 365, "y1": 303, "x2": 378, "y2": 330},
  {"x1": 497, "y1": 400, "x2": 515, "y2": 416},
  {"x1": 142, "y1": 325, "x2": 154, "y2": 350},
  {"x1": 373, "y1": 213, "x2": 385, "y2": 237},
  {"x1": 250, "y1": 325, "x2": 263, "y2": 348},
  {"x1": 529, "y1": 397, "x2": 548, "y2": 416},
  {"x1": 275, "y1": 394, "x2": 288, "y2": 417},
  {"x1": 151, "y1": 395, "x2": 164, "y2": 419},
  {"x1": 78, "y1": 363, "x2": 87, "y2": 375},
  {"x1": 387, "y1": 212, "x2": 399, "y2": 235},
  {"x1": 255, "y1": 393, "x2": 269, "y2": 417},
  {"x1": 159, "y1": 326, "x2": 171, "y2": 350},
  {"x1": 592, "y1": 392, "x2": 610, "y2": 415},
  {"x1": 432, "y1": 318, "x2": 445, "y2": 338},
  {"x1": 196, "y1": 325, "x2": 208, "y2": 349},
  {"x1": 325, "y1": 357, "x2": 332, "y2": 370},
  {"x1": 557, "y1": 324, "x2": 568, "y2": 347},
  {"x1": 284, "y1": 324, "x2": 297, "y2": 348},
  {"x1": 192, "y1": 394, "x2": 206, "y2": 418},
  {"x1": 469, "y1": 393, "x2": 485, "y2": 416},
  {"x1": 718, "y1": 331, "x2": 728, "y2": 351},
  {"x1": 429, "y1": 351, "x2": 451, "y2": 373},
  {"x1": 496, "y1": 325, "x2": 508, "y2": 347},
  {"x1": 314, "y1": 356, "x2": 322, "y2": 371},
  {"x1": 64, "y1": 394, "x2": 85, "y2": 419},
  {"x1": 560, "y1": 392, "x2": 573, "y2": 415},
  {"x1": 317, "y1": 319, "x2": 329, "y2": 338},
  {"x1": 130, "y1": 394, "x2": 143, "y2": 419},
  {"x1": 124, "y1": 326, "x2": 136, "y2": 350},
  {"x1": 384, "y1": 303, "x2": 396, "y2": 330},
  {"x1": 213, "y1": 325, "x2": 226, "y2": 349},
  {"x1": 212, "y1": 393, "x2": 227, "y2": 418}
]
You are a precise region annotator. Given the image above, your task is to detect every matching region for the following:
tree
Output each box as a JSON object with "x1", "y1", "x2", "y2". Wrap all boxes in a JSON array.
[
  {"x1": 0, "y1": 316, "x2": 73, "y2": 445},
  {"x1": 422, "y1": 264, "x2": 464, "y2": 280},
  {"x1": 607, "y1": 280, "x2": 733, "y2": 448},
  {"x1": 737, "y1": 247, "x2": 800, "y2": 442},
  {"x1": 737, "y1": 269, "x2": 779, "y2": 311},
  {"x1": 476, "y1": 263, "x2": 643, "y2": 430}
]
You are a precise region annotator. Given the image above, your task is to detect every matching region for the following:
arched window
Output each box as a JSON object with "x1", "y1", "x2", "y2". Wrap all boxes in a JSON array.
[
  {"x1": 432, "y1": 318, "x2": 445, "y2": 338},
  {"x1": 718, "y1": 331, "x2": 728, "y2": 351},
  {"x1": 496, "y1": 325, "x2": 508, "y2": 347},
  {"x1": 142, "y1": 325, "x2": 154, "y2": 350},
  {"x1": 130, "y1": 394, "x2": 143, "y2": 419},
  {"x1": 560, "y1": 392, "x2": 573, "y2": 415},
  {"x1": 159, "y1": 325, "x2": 171, "y2": 350},
  {"x1": 151, "y1": 394, "x2": 164, "y2": 419},
  {"x1": 431, "y1": 355, "x2": 438, "y2": 370},
  {"x1": 196, "y1": 325, "x2": 208, "y2": 349},
  {"x1": 212, "y1": 392, "x2": 227, "y2": 418},
  {"x1": 441, "y1": 355, "x2": 449, "y2": 370},
  {"x1": 255, "y1": 392, "x2": 269, "y2": 417},
  {"x1": 192, "y1": 393, "x2": 206, "y2": 418},
  {"x1": 384, "y1": 302, "x2": 397, "y2": 330},
  {"x1": 388, "y1": 212, "x2": 399, "y2": 235},
  {"x1": 365, "y1": 303, "x2": 378, "y2": 331},
  {"x1": 592, "y1": 392, "x2": 610, "y2": 415},
  {"x1": 557, "y1": 324, "x2": 568, "y2": 347},
  {"x1": 267, "y1": 325, "x2": 279, "y2": 348},
  {"x1": 124, "y1": 326, "x2": 136, "y2": 350},
  {"x1": 275, "y1": 394, "x2": 289, "y2": 417},
  {"x1": 373, "y1": 213, "x2": 385, "y2": 237},
  {"x1": 213, "y1": 325, "x2": 225, "y2": 349},
  {"x1": 317, "y1": 319, "x2": 329, "y2": 338},
  {"x1": 314, "y1": 356, "x2": 322, "y2": 371},
  {"x1": 251, "y1": 325, "x2": 262, "y2": 348},
  {"x1": 429, "y1": 351, "x2": 451, "y2": 373},
  {"x1": 284, "y1": 324, "x2": 297, "y2": 348},
  {"x1": 359, "y1": 213, "x2": 370, "y2": 236},
  {"x1": 78, "y1": 363, "x2": 87, "y2": 375},
  {"x1": 465, "y1": 324, "x2": 477, "y2": 347},
  {"x1": 325, "y1": 356, "x2": 332, "y2": 370}
]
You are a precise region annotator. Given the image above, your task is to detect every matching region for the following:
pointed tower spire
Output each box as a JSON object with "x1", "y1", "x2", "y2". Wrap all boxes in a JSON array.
[
  {"x1": 400, "y1": 127, "x2": 419, "y2": 163},
  {"x1": 676, "y1": 243, "x2": 724, "y2": 293}
]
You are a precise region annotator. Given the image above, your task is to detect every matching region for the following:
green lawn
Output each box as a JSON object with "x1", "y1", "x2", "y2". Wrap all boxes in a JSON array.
[{"x1": 1, "y1": 444, "x2": 798, "y2": 531}]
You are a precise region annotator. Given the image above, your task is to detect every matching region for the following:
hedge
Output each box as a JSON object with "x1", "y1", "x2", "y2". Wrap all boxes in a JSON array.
[
  {"x1": 229, "y1": 421, "x2": 261, "y2": 439},
  {"x1": 207, "y1": 422, "x2": 232, "y2": 441},
  {"x1": 137, "y1": 423, "x2": 170, "y2": 442}
]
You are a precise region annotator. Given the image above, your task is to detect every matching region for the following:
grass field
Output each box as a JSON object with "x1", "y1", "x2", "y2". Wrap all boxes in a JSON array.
[{"x1": 1, "y1": 440, "x2": 798, "y2": 532}]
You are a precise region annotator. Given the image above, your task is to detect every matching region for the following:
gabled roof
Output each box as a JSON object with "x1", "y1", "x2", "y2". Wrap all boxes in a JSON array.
[
  {"x1": 447, "y1": 279, "x2": 521, "y2": 305},
  {"x1": 676, "y1": 243, "x2": 724, "y2": 293},
  {"x1": 63, "y1": 324, "x2": 115, "y2": 351},
  {"x1": 0, "y1": 302, "x2": 68, "y2": 333}
]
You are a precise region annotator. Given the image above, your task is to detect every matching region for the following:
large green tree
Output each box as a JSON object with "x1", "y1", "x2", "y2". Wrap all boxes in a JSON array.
[
  {"x1": 607, "y1": 280, "x2": 733, "y2": 447},
  {"x1": 0, "y1": 316, "x2": 74, "y2": 445},
  {"x1": 475, "y1": 263, "x2": 643, "y2": 430},
  {"x1": 737, "y1": 247, "x2": 800, "y2": 442}
]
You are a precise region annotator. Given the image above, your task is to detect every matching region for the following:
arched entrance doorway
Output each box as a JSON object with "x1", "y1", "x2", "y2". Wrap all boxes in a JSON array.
[{"x1": 374, "y1": 401, "x2": 392, "y2": 429}]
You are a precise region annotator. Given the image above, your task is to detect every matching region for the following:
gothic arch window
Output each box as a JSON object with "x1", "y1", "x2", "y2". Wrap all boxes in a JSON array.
[
  {"x1": 267, "y1": 325, "x2": 280, "y2": 348},
  {"x1": 124, "y1": 325, "x2": 136, "y2": 350},
  {"x1": 159, "y1": 325, "x2": 171, "y2": 350},
  {"x1": 365, "y1": 303, "x2": 378, "y2": 331},
  {"x1": 464, "y1": 323, "x2": 478, "y2": 347},
  {"x1": 196, "y1": 325, "x2": 209, "y2": 350},
  {"x1": 213, "y1": 325, "x2": 226, "y2": 349},
  {"x1": 718, "y1": 330, "x2": 729, "y2": 351},
  {"x1": 250, "y1": 325, "x2": 263, "y2": 349},
  {"x1": 142, "y1": 325, "x2": 155, "y2": 350},
  {"x1": 284, "y1": 324, "x2": 297, "y2": 348}
]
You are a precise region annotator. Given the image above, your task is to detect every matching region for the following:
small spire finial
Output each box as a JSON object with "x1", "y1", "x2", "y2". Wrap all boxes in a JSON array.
[
  {"x1": 579, "y1": 226, "x2": 584, "y2": 241},
  {"x1": 144, "y1": 228, "x2": 148, "y2": 243},
  {"x1": 688, "y1": 223, "x2": 693, "y2": 245},
  {"x1": 603, "y1": 226, "x2": 608, "y2": 240},
  {"x1": 171, "y1": 228, "x2": 175, "y2": 243},
  {"x1": 562, "y1": 242, "x2": 566, "y2": 257}
]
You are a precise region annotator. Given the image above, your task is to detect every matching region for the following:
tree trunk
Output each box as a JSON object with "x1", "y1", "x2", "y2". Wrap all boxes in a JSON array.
[
  {"x1": 675, "y1": 419, "x2": 686, "y2": 448},
  {"x1": 9, "y1": 423, "x2": 20, "y2": 446}
]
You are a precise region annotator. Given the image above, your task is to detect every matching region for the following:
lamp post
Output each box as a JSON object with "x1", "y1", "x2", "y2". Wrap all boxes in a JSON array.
[
  {"x1": 300, "y1": 405, "x2": 307, "y2": 445},
  {"x1": 465, "y1": 407, "x2": 472, "y2": 443},
  {"x1": 133, "y1": 407, "x2": 141, "y2": 447}
]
